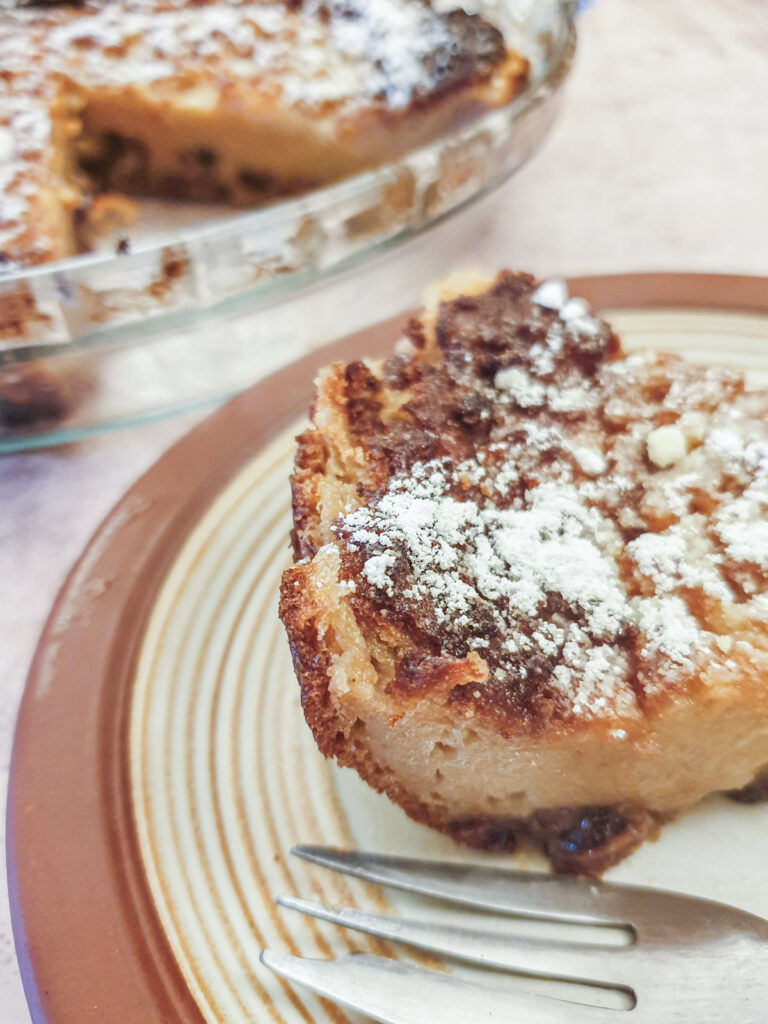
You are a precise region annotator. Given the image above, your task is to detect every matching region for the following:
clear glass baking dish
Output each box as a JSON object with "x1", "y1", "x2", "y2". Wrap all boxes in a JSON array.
[{"x1": 0, "y1": 0, "x2": 576, "y2": 451}]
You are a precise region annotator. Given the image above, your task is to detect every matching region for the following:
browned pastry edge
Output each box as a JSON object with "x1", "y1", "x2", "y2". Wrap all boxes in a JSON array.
[{"x1": 727, "y1": 766, "x2": 768, "y2": 804}]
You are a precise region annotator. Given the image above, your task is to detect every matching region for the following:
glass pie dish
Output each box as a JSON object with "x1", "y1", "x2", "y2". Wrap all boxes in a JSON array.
[{"x1": 0, "y1": 0, "x2": 576, "y2": 451}]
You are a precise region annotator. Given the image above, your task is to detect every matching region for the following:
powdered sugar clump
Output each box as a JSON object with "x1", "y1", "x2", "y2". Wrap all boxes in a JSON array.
[
  {"x1": 714, "y1": 478, "x2": 768, "y2": 571},
  {"x1": 362, "y1": 551, "x2": 397, "y2": 593},
  {"x1": 531, "y1": 278, "x2": 567, "y2": 311},
  {"x1": 572, "y1": 446, "x2": 606, "y2": 476},
  {"x1": 634, "y1": 596, "x2": 700, "y2": 676},
  {"x1": 627, "y1": 521, "x2": 731, "y2": 599},
  {"x1": 704, "y1": 418, "x2": 768, "y2": 577},
  {"x1": 494, "y1": 366, "x2": 546, "y2": 406},
  {"x1": 531, "y1": 278, "x2": 603, "y2": 336}
]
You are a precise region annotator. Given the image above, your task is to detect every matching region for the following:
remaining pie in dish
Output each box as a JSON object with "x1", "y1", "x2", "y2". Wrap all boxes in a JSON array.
[
  {"x1": 280, "y1": 270, "x2": 768, "y2": 875},
  {"x1": 0, "y1": 0, "x2": 528, "y2": 273}
]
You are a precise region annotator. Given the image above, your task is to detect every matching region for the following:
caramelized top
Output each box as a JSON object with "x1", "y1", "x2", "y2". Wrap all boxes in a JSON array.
[
  {"x1": 1, "y1": 0, "x2": 504, "y2": 105},
  {"x1": 308, "y1": 273, "x2": 768, "y2": 727}
]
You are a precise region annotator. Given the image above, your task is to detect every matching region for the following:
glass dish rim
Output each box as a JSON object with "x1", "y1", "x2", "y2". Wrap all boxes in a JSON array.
[{"x1": 0, "y1": 0, "x2": 577, "y2": 359}]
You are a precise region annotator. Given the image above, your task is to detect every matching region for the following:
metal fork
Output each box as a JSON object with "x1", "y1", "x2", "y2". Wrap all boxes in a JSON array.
[{"x1": 259, "y1": 846, "x2": 768, "y2": 1022}]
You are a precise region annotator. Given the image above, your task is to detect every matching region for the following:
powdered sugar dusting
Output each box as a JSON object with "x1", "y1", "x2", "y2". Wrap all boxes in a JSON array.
[
  {"x1": 338, "y1": 460, "x2": 639, "y2": 719},
  {"x1": 326, "y1": 276, "x2": 768, "y2": 723},
  {"x1": 297, "y1": 273, "x2": 768, "y2": 725},
  {"x1": 6, "y1": 0, "x2": 469, "y2": 105},
  {"x1": 323, "y1": 0, "x2": 458, "y2": 108},
  {"x1": 627, "y1": 520, "x2": 731, "y2": 600}
]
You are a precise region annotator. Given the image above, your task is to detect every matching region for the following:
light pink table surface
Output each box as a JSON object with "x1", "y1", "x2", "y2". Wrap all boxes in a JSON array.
[{"x1": 2, "y1": 0, "x2": 766, "y2": 1018}]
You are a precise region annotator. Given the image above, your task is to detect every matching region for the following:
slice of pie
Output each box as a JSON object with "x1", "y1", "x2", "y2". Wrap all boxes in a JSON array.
[
  {"x1": 0, "y1": 0, "x2": 528, "y2": 272},
  {"x1": 280, "y1": 270, "x2": 768, "y2": 875}
]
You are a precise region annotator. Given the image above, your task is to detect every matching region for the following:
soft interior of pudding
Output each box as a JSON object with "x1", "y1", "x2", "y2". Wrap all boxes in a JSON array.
[
  {"x1": 49, "y1": 58, "x2": 523, "y2": 254},
  {"x1": 294, "y1": 540, "x2": 768, "y2": 822},
  {"x1": 70, "y1": 48, "x2": 527, "y2": 205},
  {"x1": 76, "y1": 91, "x2": 349, "y2": 205}
]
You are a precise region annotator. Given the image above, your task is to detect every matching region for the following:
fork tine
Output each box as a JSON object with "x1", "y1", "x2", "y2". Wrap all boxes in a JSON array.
[
  {"x1": 260, "y1": 950, "x2": 618, "y2": 1024},
  {"x1": 278, "y1": 895, "x2": 632, "y2": 987},
  {"x1": 292, "y1": 846, "x2": 638, "y2": 927}
]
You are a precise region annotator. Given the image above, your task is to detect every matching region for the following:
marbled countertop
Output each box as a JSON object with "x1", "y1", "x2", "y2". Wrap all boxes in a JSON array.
[{"x1": 2, "y1": 0, "x2": 766, "y2": 1017}]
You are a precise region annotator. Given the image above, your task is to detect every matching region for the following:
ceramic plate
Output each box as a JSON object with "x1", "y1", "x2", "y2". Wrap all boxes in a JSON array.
[{"x1": 8, "y1": 274, "x2": 768, "y2": 1024}]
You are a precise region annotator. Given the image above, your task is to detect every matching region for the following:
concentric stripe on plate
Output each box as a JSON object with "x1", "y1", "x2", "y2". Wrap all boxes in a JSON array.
[{"x1": 131, "y1": 430, "x2": 376, "y2": 1024}]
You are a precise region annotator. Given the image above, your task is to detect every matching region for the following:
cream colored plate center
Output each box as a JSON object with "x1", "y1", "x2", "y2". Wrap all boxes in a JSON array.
[{"x1": 130, "y1": 308, "x2": 768, "y2": 1024}]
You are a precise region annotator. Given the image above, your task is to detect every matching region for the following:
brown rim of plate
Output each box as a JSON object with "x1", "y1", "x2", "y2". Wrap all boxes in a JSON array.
[{"x1": 7, "y1": 272, "x2": 768, "y2": 1024}]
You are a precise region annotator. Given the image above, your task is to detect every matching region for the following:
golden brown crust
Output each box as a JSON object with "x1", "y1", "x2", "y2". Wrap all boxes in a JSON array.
[{"x1": 289, "y1": 428, "x2": 329, "y2": 561}]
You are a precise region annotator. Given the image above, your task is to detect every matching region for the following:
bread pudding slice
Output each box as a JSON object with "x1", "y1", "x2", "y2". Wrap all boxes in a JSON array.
[
  {"x1": 0, "y1": 0, "x2": 527, "y2": 273},
  {"x1": 279, "y1": 271, "x2": 768, "y2": 875}
]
